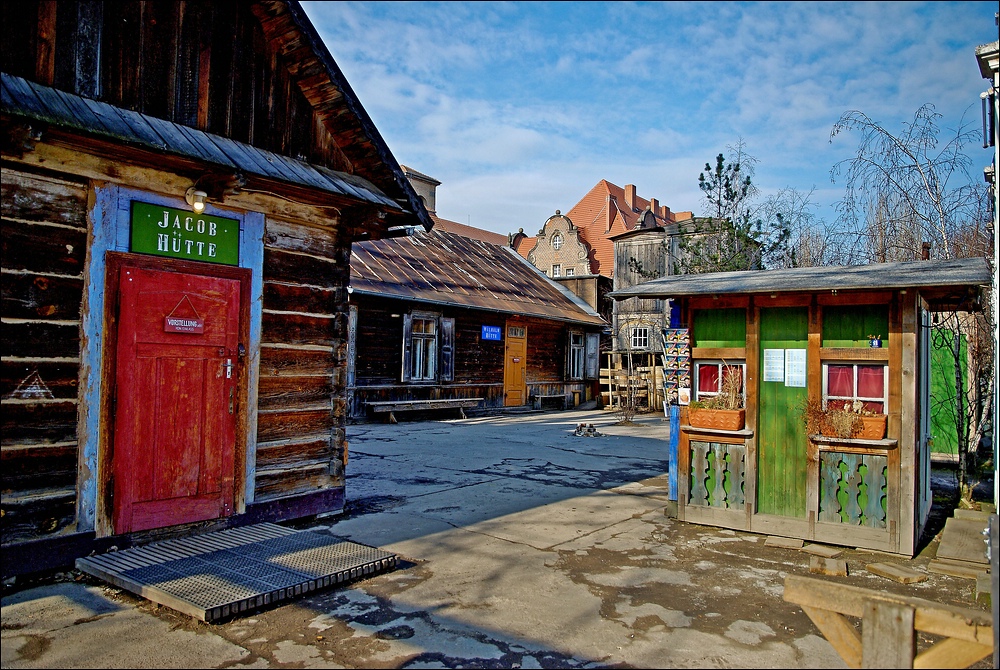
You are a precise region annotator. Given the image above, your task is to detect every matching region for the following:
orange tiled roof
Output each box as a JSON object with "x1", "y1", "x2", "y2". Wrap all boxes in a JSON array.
[{"x1": 565, "y1": 180, "x2": 689, "y2": 277}]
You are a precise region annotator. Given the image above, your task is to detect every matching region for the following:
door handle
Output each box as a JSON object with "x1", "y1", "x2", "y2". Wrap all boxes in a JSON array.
[{"x1": 224, "y1": 358, "x2": 233, "y2": 379}]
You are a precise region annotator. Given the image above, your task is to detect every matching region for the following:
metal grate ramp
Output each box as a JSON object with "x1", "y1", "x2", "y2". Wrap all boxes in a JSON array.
[{"x1": 75, "y1": 523, "x2": 396, "y2": 623}]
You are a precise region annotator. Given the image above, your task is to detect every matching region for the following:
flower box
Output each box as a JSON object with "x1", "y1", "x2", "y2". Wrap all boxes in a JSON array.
[
  {"x1": 820, "y1": 414, "x2": 887, "y2": 440},
  {"x1": 688, "y1": 407, "x2": 745, "y2": 431}
]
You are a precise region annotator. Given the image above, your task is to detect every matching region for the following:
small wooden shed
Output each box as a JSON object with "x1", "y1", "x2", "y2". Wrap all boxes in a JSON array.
[
  {"x1": 610, "y1": 258, "x2": 990, "y2": 555},
  {"x1": 1, "y1": 1, "x2": 430, "y2": 578}
]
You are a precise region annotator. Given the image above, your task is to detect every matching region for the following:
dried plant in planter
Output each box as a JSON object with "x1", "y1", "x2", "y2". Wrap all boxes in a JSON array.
[
  {"x1": 690, "y1": 365, "x2": 744, "y2": 411},
  {"x1": 801, "y1": 398, "x2": 885, "y2": 439},
  {"x1": 689, "y1": 365, "x2": 745, "y2": 431}
]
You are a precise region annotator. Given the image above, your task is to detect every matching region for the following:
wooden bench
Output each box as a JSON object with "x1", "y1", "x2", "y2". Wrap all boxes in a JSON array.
[
  {"x1": 533, "y1": 394, "x2": 567, "y2": 410},
  {"x1": 366, "y1": 398, "x2": 484, "y2": 423}
]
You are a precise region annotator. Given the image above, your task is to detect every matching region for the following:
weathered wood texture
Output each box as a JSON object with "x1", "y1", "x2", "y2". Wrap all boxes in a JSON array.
[
  {"x1": 785, "y1": 574, "x2": 992, "y2": 669},
  {"x1": 1, "y1": 0, "x2": 345, "y2": 171},
  {"x1": 254, "y1": 216, "x2": 349, "y2": 502},
  {"x1": 1, "y1": 168, "x2": 87, "y2": 544}
]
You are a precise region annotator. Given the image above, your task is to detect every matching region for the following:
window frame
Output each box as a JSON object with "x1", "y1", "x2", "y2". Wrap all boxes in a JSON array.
[
  {"x1": 401, "y1": 311, "x2": 455, "y2": 383},
  {"x1": 693, "y1": 360, "x2": 746, "y2": 404},
  {"x1": 551, "y1": 264, "x2": 561, "y2": 277},
  {"x1": 630, "y1": 326, "x2": 649, "y2": 350},
  {"x1": 552, "y1": 233, "x2": 563, "y2": 250},
  {"x1": 822, "y1": 361, "x2": 888, "y2": 413},
  {"x1": 568, "y1": 331, "x2": 585, "y2": 380}
]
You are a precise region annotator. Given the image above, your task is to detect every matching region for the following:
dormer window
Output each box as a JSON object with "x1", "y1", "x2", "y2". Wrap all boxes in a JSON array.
[{"x1": 552, "y1": 233, "x2": 563, "y2": 250}]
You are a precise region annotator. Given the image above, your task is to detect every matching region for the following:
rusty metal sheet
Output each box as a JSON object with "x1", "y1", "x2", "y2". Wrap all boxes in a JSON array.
[{"x1": 351, "y1": 230, "x2": 607, "y2": 327}]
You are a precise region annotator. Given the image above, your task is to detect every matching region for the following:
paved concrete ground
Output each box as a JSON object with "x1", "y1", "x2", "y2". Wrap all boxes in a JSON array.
[{"x1": 2, "y1": 409, "x2": 991, "y2": 668}]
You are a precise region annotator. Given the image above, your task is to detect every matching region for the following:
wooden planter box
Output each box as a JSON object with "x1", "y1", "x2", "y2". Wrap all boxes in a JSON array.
[
  {"x1": 688, "y1": 407, "x2": 746, "y2": 431},
  {"x1": 820, "y1": 414, "x2": 887, "y2": 440}
]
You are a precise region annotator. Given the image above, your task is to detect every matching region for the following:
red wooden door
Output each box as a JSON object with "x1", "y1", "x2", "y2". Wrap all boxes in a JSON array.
[{"x1": 112, "y1": 264, "x2": 242, "y2": 534}]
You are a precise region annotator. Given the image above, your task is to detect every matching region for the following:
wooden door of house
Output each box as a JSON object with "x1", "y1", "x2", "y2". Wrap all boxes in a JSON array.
[
  {"x1": 504, "y1": 323, "x2": 527, "y2": 406},
  {"x1": 756, "y1": 307, "x2": 809, "y2": 517},
  {"x1": 110, "y1": 258, "x2": 247, "y2": 534}
]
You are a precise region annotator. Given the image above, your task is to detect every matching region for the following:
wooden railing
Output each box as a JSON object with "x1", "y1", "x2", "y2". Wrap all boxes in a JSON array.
[{"x1": 784, "y1": 575, "x2": 993, "y2": 668}]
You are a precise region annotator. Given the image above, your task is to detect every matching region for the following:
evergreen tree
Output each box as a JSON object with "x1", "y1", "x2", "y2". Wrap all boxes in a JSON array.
[{"x1": 675, "y1": 142, "x2": 792, "y2": 274}]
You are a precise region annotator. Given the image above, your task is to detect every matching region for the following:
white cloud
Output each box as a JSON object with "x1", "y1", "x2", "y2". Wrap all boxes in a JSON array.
[{"x1": 302, "y1": 1, "x2": 998, "y2": 236}]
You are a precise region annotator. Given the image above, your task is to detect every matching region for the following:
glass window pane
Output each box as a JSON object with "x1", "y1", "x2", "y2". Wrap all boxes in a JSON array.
[
  {"x1": 698, "y1": 364, "x2": 720, "y2": 394},
  {"x1": 827, "y1": 365, "x2": 854, "y2": 397},
  {"x1": 857, "y1": 365, "x2": 884, "y2": 398}
]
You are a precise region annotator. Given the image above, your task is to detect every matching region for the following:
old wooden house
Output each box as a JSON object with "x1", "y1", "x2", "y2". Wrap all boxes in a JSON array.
[
  {"x1": 610, "y1": 258, "x2": 990, "y2": 556},
  {"x1": 348, "y1": 229, "x2": 607, "y2": 420},
  {"x1": 1, "y1": 0, "x2": 432, "y2": 578}
]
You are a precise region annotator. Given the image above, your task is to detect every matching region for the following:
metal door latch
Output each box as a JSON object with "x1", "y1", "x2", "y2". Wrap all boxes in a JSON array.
[{"x1": 224, "y1": 359, "x2": 233, "y2": 379}]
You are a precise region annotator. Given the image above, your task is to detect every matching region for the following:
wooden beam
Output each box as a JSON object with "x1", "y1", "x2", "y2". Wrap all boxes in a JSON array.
[
  {"x1": 913, "y1": 637, "x2": 993, "y2": 669},
  {"x1": 862, "y1": 599, "x2": 915, "y2": 668},
  {"x1": 801, "y1": 605, "x2": 862, "y2": 669},
  {"x1": 784, "y1": 575, "x2": 993, "y2": 644}
]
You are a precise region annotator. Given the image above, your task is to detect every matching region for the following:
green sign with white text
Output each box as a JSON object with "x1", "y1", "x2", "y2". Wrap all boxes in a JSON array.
[{"x1": 130, "y1": 201, "x2": 240, "y2": 266}]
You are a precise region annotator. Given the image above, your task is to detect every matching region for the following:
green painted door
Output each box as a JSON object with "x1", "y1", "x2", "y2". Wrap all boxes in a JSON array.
[{"x1": 757, "y1": 307, "x2": 809, "y2": 517}]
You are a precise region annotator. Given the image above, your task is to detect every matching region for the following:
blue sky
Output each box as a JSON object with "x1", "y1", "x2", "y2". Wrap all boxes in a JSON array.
[{"x1": 302, "y1": 1, "x2": 998, "y2": 237}]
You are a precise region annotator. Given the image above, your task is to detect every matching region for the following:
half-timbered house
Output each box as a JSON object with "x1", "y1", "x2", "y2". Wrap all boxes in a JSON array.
[
  {"x1": 1, "y1": 0, "x2": 431, "y2": 577},
  {"x1": 610, "y1": 258, "x2": 990, "y2": 556}
]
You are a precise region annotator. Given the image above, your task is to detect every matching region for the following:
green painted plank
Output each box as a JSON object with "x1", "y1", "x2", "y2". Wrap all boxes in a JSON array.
[
  {"x1": 692, "y1": 309, "x2": 746, "y2": 348},
  {"x1": 821, "y1": 305, "x2": 889, "y2": 348},
  {"x1": 757, "y1": 307, "x2": 809, "y2": 517}
]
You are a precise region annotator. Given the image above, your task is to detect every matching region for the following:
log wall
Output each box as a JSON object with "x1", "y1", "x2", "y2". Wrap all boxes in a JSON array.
[
  {"x1": 0, "y1": 0, "x2": 349, "y2": 172},
  {"x1": 1, "y1": 167, "x2": 88, "y2": 544},
  {"x1": 256, "y1": 216, "x2": 350, "y2": 502},
  {"x1": 349, "y1": 295, "x2": 595, "y2": 417}
]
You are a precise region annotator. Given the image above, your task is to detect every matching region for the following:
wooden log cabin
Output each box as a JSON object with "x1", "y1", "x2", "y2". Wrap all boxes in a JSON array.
[
  {"x1": 609, "y1": 258, "x2": 990, "y2": 555},
  {"x1": 0, "y1": 0, "x2": 432, "y2": 578},
  {"x1": 348, "y1": 229, "x2": 607, "y2": 419}
]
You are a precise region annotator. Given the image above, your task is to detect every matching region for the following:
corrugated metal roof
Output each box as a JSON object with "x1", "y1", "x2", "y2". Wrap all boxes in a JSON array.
[
  {"x1": 609, "y1": 258, "x2": 990, "y2": 307},
  {"x1": 1, "y1": 73, "x2": 401, "y2": 212},
  {"x1": 351, "y1": 230, "x2": 607, "y2": 327}
]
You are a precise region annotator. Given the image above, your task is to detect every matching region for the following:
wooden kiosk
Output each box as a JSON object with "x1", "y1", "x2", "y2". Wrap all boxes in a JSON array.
[{"x1": 610, "y1": 258, "x2": 990, "y2": 556}]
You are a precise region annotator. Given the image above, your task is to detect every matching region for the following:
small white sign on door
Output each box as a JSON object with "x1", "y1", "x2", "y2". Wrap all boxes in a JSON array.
[
  {"x1": 763, "y1": 349, "x2": 785, "y2": 382},
  {"x1": 785, "y1": 349, "x2": 807, "y2": 388}
]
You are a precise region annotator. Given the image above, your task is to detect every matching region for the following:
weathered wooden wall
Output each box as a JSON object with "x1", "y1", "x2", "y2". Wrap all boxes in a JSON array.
[
  {"x1": 349, "y1": 296, "x2": 594, "y2": 417},
  {"x1": 255, "y1": 216, "x2": 350, "y2": 502},
  {"x1": 0, "y1": 0, "x2": 348, "y2": 172},
  {"x1": 1, "y1": 167, "x2": 88, "y2": 544}
]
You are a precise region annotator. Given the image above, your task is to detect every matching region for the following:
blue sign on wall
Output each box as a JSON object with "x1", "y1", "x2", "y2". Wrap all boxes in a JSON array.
[{"x1": 482, "y1": 325, "x2": 502, "y2": 341}]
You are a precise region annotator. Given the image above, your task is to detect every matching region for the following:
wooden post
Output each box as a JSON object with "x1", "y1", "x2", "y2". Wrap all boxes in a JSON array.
[{"x1": 862, "y1": 599, "x2": 915, "y2": 668}]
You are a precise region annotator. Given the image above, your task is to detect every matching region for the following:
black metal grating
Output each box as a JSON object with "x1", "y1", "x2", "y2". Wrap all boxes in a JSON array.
[{"x1": 76, "y1": 523, "x2": 396, "y2": 622}]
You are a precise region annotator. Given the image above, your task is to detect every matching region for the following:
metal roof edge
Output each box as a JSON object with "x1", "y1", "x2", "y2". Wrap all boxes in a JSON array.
[{"x1": 348, "y1": 288, "x2": 606, "y2": 327}]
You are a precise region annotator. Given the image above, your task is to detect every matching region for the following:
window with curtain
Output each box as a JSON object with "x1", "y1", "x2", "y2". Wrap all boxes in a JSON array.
[
  {"x1": 694, "y1": 361, "x2": 745, "y2": 402},
  {"x1": 823, "y1": 363, "x2": 887, "y2": 413}
]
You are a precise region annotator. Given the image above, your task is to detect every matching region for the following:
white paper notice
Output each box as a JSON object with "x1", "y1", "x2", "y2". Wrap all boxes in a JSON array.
[
  {"x1": 785, "y1": 349, "x2": 807, "y2": 387},
  {"x1": 763, "y1": 349, "x2": 785, "y2": 382}
]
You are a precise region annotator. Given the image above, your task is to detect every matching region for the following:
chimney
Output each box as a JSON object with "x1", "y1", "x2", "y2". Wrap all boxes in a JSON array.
[
  {"x1": 921, "y1": 242, "x2": 931, "y2": 260},
  {"x1": 649, "y1": 198, "x2": 658, "y2": 216},
  {"x1": 624, "y1": 184, "x2": 637, "y2": 210}
]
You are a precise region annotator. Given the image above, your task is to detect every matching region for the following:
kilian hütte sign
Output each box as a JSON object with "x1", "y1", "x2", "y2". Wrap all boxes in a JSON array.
[{"x1": 131, "y1": 201, "x2": 239, "y2": 265}]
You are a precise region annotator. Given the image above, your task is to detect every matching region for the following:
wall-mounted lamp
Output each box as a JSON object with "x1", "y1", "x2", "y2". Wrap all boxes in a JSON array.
[{"x1": 185, "y1": 187, "x2": 208, "y2": 214}]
